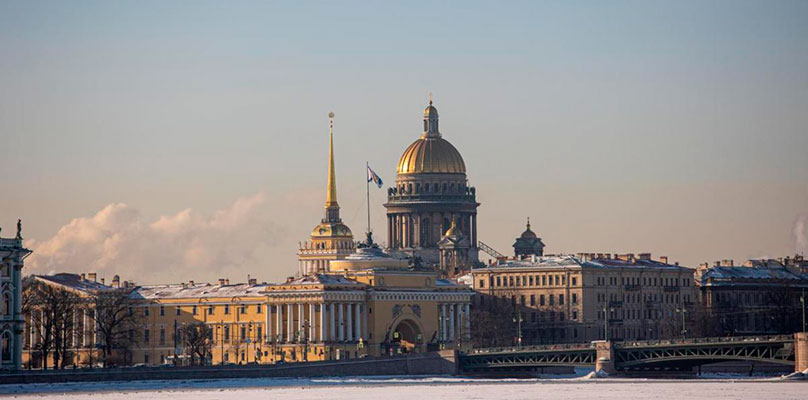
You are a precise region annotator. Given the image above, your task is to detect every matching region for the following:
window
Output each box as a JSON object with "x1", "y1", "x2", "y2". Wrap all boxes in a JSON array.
[
  {"x1": 479, "y1": 279, "x2": 485, "y2": 288},
  {"x1": 572, "y1": 277, "x2": 577, "y2": 286},
  {"x1": 572, "y1": 293, "x2": 578, "y2": 304},
  {"x1": 520, "y1": 295, "x2": 525, "y2": 305},
  {"x1": 224, "y1": 305, "x2": 230, "y2": 315},
  {"x1": 549, "y1": 294, "x2": 554, "y2": 305},
  {"x1": 241, "y1": 326, "x2": 246, "y2": 340},
  {"x1": 240, "y1": 305, "x2": 246, "y2": 314},
  {"x1": 144, "y1": 329, "x2": 150, "y2": 343},
  {"x1": 530, "y1": 295, "x2": 536, "y2": 306},
  {"x1": 160, "y1": 306, "x2": 165, "y2": 316},
  {"x1": 144, "y1": 354, "x2": 149, "y2": 364},
  {"x1": 540, "y1": 295, "x2": 545, "y2": 306},
  {"x1": 175, "y1": 307, "x2": 181, "y2": 316},
  {"x1": 559, "y1": 294, "x2": 564, "y2": 305},
  {"x1": 160, "y1": 326, "x2": 165, "y2": 344},
  {"x1": 257, "y1": 305, "x2": 262, "y2": 313},
  {"x1": 224, "y1": 326, "x2": 230, "y2": 341},
  {"x1": 496, "y1": 277, "x2": 501, "y2": 287},
  {"x1": 529, "y1": 276, "x2": 534, "y2": 286},
  {"x1": 144, "y1": 307, "x2": 150, "y2": 317},
  {"x1": 542, "y1": 276, "x2": 546, "y2": 286},
  {"x1": 208, "y1": 306, "x2": 214, "y2": 315},
  {"x1": 257, "y1": 326, "x2": 263, "y2": 341},
  {"x1": 572, "y1": 311, "x2": 578, "y2": 320},
  {"x1": 192, "y1": 306, "x2": 198, "y2": 315}
]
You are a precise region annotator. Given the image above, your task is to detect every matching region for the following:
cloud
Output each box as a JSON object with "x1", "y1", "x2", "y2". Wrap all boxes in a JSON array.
[
  {"x1": 26, "y1": 193, "x2": 285, "y2": 284},
  {"x1": 795, "y1": 214, "x2": 808, "y2": 255}
]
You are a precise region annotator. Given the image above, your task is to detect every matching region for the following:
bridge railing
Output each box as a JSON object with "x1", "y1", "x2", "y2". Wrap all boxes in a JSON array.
[
  {"x1": 615, "y1": 334, "x2": 794, "y2": 348},
  {"x1": 466, "y1": 342, "x2": 594, "y2": 355}
]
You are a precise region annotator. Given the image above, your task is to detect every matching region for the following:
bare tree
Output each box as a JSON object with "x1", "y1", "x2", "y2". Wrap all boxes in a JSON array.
[
  {"x1": 22, "y1": 277, "x2": 80, "y2": 370},
  {"x1": 470, "y1": 293, "x2": 518, "y2": 348},
  {"x1": 181, "y1": 322, "x2": 213, "y2": 366},
  {"x1": 89, "y1": 289, "x2": 142, "y2": 367}
]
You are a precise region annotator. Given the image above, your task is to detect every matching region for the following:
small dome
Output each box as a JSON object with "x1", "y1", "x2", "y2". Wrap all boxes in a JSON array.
[
  {"x1": 520, "y1": 218, "x2": 537, "y2": 238},
  {"x1": 424, "y1": 103, "x2": 438, "y2": 117},
  {"x1": 397, "y1": 137, "x2": 466, "y2": 174},
  {"x1": 311, "y1": 221, "x2": 353, "y2": 238}
]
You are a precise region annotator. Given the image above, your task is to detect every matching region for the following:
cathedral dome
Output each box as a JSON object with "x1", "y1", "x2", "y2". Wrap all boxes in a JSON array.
[{"x1": 396, "y1": 136, "x2": 466, "y2": 175}]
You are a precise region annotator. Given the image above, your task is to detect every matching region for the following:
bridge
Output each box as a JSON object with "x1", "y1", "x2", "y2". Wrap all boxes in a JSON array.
[{"x1": 459, "y1": 332, "x2": 808, "y2": 374}]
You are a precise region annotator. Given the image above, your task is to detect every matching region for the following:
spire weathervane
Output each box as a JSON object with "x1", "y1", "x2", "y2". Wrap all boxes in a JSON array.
[
  {"x1": 428, "y1": 91, "x2": 433, "y2": 105},
  {"x1": 325, "y1": 111, "x2": 339, "y2": 215}
]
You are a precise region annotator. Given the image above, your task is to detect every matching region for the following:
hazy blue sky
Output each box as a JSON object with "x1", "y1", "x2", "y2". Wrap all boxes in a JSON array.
[{"x1": 1, "y1": 1, "x2": 806, "y2": 283}]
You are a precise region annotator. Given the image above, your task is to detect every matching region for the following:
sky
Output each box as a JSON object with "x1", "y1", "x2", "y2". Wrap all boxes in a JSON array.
[{"x1": 1, "y1": 1, "x2": 806, "y2": 284}]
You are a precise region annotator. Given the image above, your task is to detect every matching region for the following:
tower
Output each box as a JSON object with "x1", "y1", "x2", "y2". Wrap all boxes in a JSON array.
[
  {"x1": 513, "y1": 217, "x2": 545, "y2": 259},
  {"x1": 385, "y1": 98, "x2": 479, "y2": 269},
  {"x1": 297, "y1": 112, "x2": 355, "y2": 276}
]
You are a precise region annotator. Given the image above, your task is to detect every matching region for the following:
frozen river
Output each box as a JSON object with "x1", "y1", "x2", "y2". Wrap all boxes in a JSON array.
[{"x1": 1, "y1": 376, "x2": 806, "y2": 400}]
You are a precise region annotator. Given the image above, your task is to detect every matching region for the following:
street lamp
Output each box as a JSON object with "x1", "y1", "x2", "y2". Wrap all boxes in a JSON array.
[
  {"x1": 603, "y1": 305, "x2": 615, "y2": 341},
  {"x1": 675, "y1": 307, "x2": 688, "y2": 339},
  {"x1": 513, "y1": 309, "x2": 523, "y2": 347}
]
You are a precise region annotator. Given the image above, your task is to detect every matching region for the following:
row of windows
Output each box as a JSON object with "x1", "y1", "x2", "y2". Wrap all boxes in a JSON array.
[
  {"x1": 596, "y1": 275, "x2": 691, "y2": 287},
  {"x1": 140, "y1": 304, "x2": 264, "y2": 317},
  {"x1": 142, "y1": 324, "x2": 265, "y2": 344},
  {"x1": 481, "y1": 274, "x2": 577, "y2": 289},
  {"x1": 597, "y1": 292, "x2": 691, "y2": 304}
]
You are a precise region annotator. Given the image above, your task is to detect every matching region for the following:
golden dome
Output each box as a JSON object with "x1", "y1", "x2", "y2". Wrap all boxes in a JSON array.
[
  {"x1": 311, "y1": 221, "x2": 353, "y2": 238},
  {"x1": 397, "y1": 137, "x2": 466, "y2": 175}
]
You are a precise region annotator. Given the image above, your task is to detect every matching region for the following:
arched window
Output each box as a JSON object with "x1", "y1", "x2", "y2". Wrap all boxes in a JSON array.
[
  {"x1": 420, "y1": 218, "x2": 430, "y2": 246},
  {"x1": 1, "y1": 331, "x2": 10, "y2": 362},
  {"x1": 0, "y1": 292, "x2": 10, "y2": 316}
]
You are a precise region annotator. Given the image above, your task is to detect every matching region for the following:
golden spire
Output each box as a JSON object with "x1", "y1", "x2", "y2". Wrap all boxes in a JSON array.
[{"x1": 325, "y1": 112, "x2": 339, "y2": 209}]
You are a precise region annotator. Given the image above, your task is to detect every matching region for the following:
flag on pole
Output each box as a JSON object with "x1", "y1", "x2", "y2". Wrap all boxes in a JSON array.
[{"x1": 367, "y1": 165, "x2": 383, "y2": 188}]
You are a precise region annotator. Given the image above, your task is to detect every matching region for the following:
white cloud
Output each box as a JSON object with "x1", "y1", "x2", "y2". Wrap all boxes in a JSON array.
[{"x1": 25, "y1": 193, "x2": 287, "y2": 284}]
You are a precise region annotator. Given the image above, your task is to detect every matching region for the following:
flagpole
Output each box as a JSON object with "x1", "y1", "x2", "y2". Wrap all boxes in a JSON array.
[{"x1": 366, "y1": 161, "x2": 371, "y2": 235}]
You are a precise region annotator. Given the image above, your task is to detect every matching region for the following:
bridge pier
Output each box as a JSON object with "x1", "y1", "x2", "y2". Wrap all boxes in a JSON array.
[
  {"x1": 796, "y1": 332, "x2": 808, "y2": 373},
  {"x1": 593, "y1": 340, "x2": 615, "y2": 375}
]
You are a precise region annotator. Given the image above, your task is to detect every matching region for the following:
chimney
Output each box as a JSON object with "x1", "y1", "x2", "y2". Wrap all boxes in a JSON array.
[
  {"x1": 675, "y1": 262, "x2": 679, "y2": 266},
  {"x1": 637, "y1": 253, "x2": 651, "y2": 260},
  {"x1": 181, "y1": 282, "x2": 186, "y2": 289},
  {"x1": 88, "y1": 272, "x2": 97, "y2": 282},
  {"x1": 218, "y1": 278, "x2": 226, "y2": 285},
  {"x1": 659, "y1": 256, "x2": 668, "y2": 264},
  {"x1": 100, "y1": 278, "x2": 105, "y2": 285},
  {"x1": 286, "y1": 276, "x2": 294, "y2": 283},
  {"x1": 713, "y1": 261, "x2": 720, "y2": 267},
  {"x1": 248, "y1": 278, "x2": 257, "y2": 285},
  {"x1": 112, "y1": 275, "x2": 120, "y2": 288},
  {"x1": 225, "y1": 278, "x2": 230, "y2": 285},
  {"x1": 80, "y1": 273, "x2": 86, "y2": 281},
  {"x1": 189, "y1": 280, "x2": 194, "y2": 286}
]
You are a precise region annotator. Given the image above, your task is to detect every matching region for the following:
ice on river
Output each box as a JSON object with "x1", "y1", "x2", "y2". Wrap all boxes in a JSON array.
[{"x1": 1, "y1": 376, "x2": 806, "y2": 400}]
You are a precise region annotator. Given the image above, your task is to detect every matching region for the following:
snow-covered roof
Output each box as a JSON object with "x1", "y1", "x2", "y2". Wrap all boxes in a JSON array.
[
  {"x1": 133, "y1": 282, "x2": 271, "y2": 300},
  {"x1": 274, "y1": 274, "x2": 365, "y2": 287},
  {"x1": 34, "y1": 273, "x2": 114, "y2": 293},
  {"x1": 474, "y1": 254, "x2": 692, "y2": 273},
  {"x1": 701, "y1": 261, "x2": 808, "y2": 287}
]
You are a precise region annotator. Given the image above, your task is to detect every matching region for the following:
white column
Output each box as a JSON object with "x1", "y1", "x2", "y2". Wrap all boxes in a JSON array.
[
  {"x1": 265, "y1": 304, "x2": 271, "y2": 343},
  {"x1": 329, "y1": 303, "x2": 336, "y2": 341},
  {"x1": 346, "y1": 303, "x2": 353, "y2": 342},
  {"x1": 449, "y1": 304, "x2": 456, "y2": 342},
  {"x1": 286, "y1": 303, "x2": 293, "y2": 343},
  {"x1": 319, "y1": 303, "x2": 326, "y2": 342},
  {"x1": 276, "y1": 304, "x2": 282, "y2": 342},
  {"x1": 309, "y1": 303, "x2": 315, "y2": 340},
  {"x1": 82, "y1": 309, "x2": 88, "y2": 347},
  {"x1": 298, "y1": 303, "x2": 304, "y2": 341},
  {"x1": 338, "y1": 303, "x2": 345, "y2": 342},
  {"x1": 440, "y1": 304, "x2": 447, "y2": 342},
  {"x1": 354, "y1": 303, "x2": 362, "y2": 341}
]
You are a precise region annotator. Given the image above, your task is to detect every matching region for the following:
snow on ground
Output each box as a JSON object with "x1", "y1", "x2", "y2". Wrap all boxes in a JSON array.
[{"x1": 1, "y1": 376, "x2": 807, "y2": 400}]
